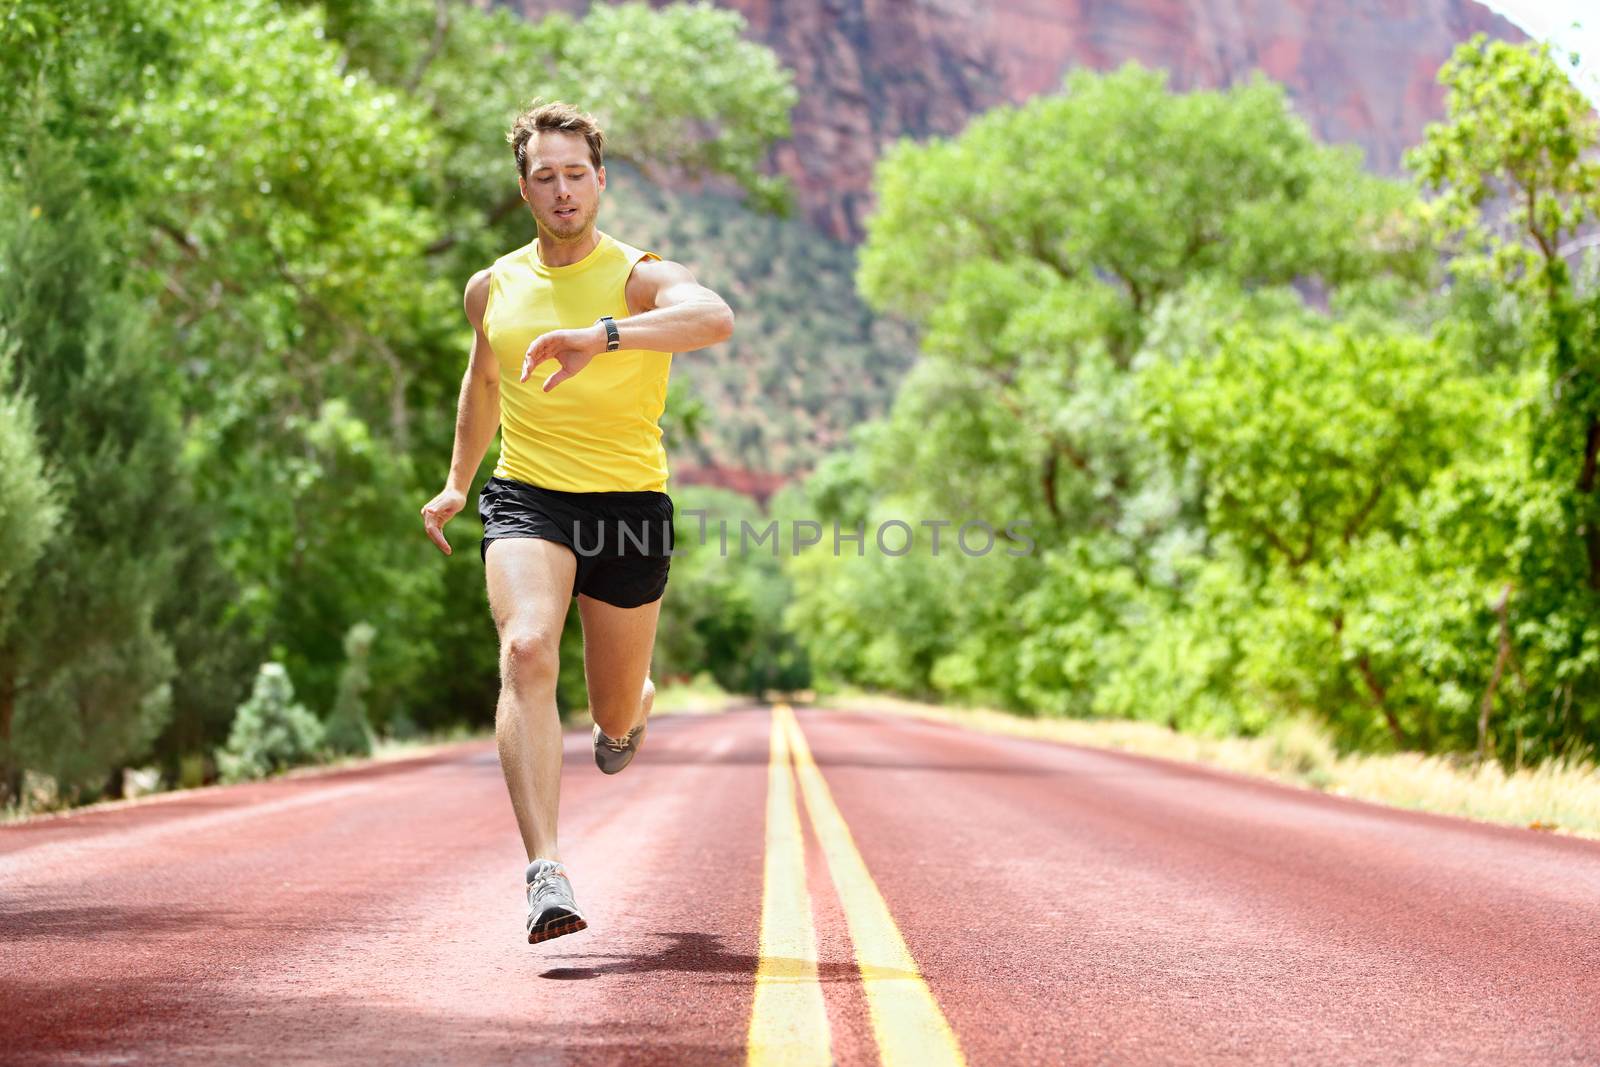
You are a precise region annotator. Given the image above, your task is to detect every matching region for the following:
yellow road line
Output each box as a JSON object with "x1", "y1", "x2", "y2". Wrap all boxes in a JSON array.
[
  {"x1": 747, "y1": 703, "x2": 832, "y2": 1067},
  {"x1": 777, "y1": 704, "x2": 967, "y2": 1067}
]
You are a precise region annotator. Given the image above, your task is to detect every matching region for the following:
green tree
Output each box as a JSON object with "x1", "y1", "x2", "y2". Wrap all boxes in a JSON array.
[
  {"x1": 0, "y1": 153, "x2": 186, "y2": 801},
  {"x1": 0, "y1": 343, "x2": 65, "y2": 801},
  {"x1": 1405, "y1": 34, "x2": 1600, "y2": 759},
  {"x1": 217, "y1": 662, "x2": 325, "y2": 782},
  {"x1": 856, "y1": 64, "x2": 1424, "y2": 545},
  {"x1": 1139, "y1": 322, "x2": 1489, "y2": 749},
  {"x1": 1141, "y1": 325, "x2": 1476, "y2": 577}
]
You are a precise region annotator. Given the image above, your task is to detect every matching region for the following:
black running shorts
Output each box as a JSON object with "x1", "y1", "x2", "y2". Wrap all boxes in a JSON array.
[{"x1": 477, "y1": 476, "x2": 675, "y2": 608}]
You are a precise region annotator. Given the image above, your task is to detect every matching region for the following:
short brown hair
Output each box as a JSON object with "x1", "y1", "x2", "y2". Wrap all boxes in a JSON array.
[{"x1": 507, "y1": 100, "x2": 605, "y2": 180}]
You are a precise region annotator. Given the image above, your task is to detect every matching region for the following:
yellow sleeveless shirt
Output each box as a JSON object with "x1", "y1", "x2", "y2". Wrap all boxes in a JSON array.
[{"x1": 482, "y1": 231, "x2": 671, "y2": 493}]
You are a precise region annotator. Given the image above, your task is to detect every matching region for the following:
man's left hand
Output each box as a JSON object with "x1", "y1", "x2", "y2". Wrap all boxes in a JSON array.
[{"x1": 521, "y1": 324, "x2": 605, "y2": 392}]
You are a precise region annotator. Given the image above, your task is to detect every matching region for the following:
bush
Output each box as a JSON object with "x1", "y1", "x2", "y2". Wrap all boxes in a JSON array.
[
  {"x1": 177, "y1": 752, "x2": 208, "y2": 790},
  {"x1": 383, "y1": 708, "x2": 421, "y2": 742},
  {"x1": 323, "y1": 622, "x2": 376, "y2": 758},
  {"x1": 216, "y1": 663, "x2": 325, "y2": 782}
]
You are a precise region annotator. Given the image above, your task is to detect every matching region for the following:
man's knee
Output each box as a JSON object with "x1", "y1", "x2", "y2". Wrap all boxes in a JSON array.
[{"x1": 500, "y1": 625, "x2": 561, "y2": 690}]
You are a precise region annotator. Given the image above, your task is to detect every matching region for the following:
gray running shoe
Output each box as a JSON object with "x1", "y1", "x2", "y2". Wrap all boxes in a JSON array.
[
  {"x1": 593, "y1": 721, "x2": 647, "y2": 775},
  {"x1": 525, "y1": 859, "x2": 587, "y2": 945}
]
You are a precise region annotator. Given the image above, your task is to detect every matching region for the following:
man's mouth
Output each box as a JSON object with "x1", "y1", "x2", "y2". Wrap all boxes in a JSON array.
[{"x1": 554, "y1": 206, "x2": 578, "y2": 220}]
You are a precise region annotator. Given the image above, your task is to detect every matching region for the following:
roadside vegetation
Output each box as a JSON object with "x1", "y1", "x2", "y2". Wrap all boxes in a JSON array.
[
  {"x1": 0, "y1": 0, "x2": 795, "y2": 812},
  {"x1": 787, "y1": 38, "x2": 1600, "y2": 790}
]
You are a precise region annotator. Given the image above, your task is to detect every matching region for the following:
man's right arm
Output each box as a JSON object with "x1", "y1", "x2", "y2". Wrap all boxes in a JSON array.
[{"x1": 420, "y1": 268, "x2": 501, "y2": 556}]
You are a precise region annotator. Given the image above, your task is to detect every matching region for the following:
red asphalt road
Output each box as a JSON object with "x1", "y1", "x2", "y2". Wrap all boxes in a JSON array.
[{"x1": 2, "y1": 705, "x2": 1599, "y2": 1066}]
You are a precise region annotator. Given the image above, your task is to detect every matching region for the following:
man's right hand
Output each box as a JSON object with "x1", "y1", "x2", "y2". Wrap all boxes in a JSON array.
[{"x1": 421, "y1": 487, "x2": 468, "y2": 556}]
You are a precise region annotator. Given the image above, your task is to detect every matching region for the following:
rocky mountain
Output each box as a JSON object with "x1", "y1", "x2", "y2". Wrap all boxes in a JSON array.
[{"x1": 504, "y1": 0, "x2": 1524, "y2": 240}]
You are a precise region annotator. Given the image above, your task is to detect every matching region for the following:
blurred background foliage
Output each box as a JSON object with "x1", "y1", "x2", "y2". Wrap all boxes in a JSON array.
[{"x1": 0, "y1": 0, "x2": 1595, "y2": 807}]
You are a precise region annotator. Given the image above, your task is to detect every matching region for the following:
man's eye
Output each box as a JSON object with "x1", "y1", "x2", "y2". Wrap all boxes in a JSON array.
[{"x1": 538, "y1": 177, "x2": 553, "y2": 183}]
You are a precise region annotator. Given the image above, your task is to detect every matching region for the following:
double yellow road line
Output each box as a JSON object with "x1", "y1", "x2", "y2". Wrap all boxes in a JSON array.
[{"x1": 748, "y1": 704, "x2": 966, "y2": 1067}]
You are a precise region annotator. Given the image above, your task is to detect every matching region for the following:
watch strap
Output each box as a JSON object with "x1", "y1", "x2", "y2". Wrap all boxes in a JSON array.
[{"x1": 598, "y1": 315, "x2": 620, "y2": 351}]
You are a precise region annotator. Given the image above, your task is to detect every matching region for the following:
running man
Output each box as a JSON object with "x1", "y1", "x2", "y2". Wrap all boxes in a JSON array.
[{"x1": 418, "y1": 101, "x2": 734, "y2": 945}]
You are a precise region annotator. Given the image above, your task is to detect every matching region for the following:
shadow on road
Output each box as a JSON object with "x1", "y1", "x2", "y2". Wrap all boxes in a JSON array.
[
  {"x1": 539, "y1": 930, "x2": 904, "y2": 983},
  {"x1": 0, "y1": 904, "x2": 238, "y2": 940}
]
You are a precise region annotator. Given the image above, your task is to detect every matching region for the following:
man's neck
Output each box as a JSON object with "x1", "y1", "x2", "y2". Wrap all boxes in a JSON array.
[{"x1": 537, "y1": 227, "x2": 600, "y2": 268}]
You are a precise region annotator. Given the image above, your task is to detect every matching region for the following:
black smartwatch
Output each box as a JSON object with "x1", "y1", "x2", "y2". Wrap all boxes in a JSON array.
[{"x1": 597, "y1": 315, "x2": 620, "y2": 351}]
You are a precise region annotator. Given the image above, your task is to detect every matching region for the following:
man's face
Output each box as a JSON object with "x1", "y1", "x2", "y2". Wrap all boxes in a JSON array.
[{"x1": 519, "y1": 130, "x2": 605, "y2": 240}]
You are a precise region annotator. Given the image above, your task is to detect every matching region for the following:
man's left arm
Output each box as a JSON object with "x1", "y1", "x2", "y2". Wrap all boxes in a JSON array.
[
  {"x1": 616, "y1": 257, "x2": 734, "y2": 353},
  {"x1": 523, "y1": 259, "x2": 733, "y2": 391}
]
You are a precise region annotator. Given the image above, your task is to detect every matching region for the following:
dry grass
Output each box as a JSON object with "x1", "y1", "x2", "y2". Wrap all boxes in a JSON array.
[{"x1": 817, "y1": 691, "x2": 1600, "y2": 840}]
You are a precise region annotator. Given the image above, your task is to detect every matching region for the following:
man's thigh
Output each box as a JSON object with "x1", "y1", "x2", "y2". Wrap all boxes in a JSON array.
[
  {"x1": 485, "y1": 538, "x2": 578, "y2": 642},
  {"x1": 576, "y1": 593, "x2": 662, "y2": 714}
]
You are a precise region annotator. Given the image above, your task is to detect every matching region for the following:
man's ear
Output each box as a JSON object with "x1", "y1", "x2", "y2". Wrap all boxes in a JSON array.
[
  {"x1": 517, "y1": 174, "x2": 529, "y2": 203},
  {"x1": 596, "y1": 165, "x2": 606, "y2": 193}
]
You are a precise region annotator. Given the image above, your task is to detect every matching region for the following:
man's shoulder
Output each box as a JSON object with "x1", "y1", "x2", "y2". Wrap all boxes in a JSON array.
[
  {"x1": 491, "y1": 238, "x2": 539, "y2": 271},
  {"x1": 601, "y1": 231, "x2": 661, "y2": 267},
  {"x1": 464, "y1": 266, "x2": 493, "y2": 325},
  {"x1": 465, "y1": 241, "x2": 535, "y2": 322}
]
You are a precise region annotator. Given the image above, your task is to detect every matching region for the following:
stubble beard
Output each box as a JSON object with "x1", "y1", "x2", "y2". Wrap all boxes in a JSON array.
[{"x1": 541, "y1": 202, "x2": 596, "y2": 242}]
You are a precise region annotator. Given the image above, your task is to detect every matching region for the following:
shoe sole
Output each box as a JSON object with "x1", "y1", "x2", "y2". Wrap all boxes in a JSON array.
[
  {"x1": 528, "y1": 911, "x2": 588, "y2": 945},
  {"x1": 594, "y1": 724, "x2": 646, "y2": 775},
  {"x1": 596, "y1": 753, "x2": 634, "y2": 775}
]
